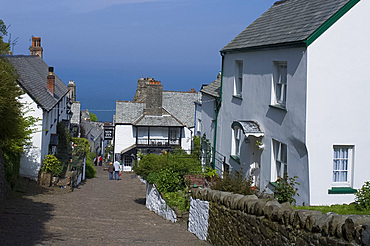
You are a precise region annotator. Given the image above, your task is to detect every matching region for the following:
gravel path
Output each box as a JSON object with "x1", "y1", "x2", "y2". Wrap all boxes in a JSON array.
[{"x1": 0, "y1": 166, "x2": 208, "y2": 246}]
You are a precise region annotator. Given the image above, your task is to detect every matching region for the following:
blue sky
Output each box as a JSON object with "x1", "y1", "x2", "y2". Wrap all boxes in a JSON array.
[{"x1": 1, "y1": 0, "x2": 276, "y2": 121}]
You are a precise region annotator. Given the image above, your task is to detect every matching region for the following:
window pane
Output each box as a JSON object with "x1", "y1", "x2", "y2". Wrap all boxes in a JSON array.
[{"x1": 281, "y1": 143, "x2": 287, "y2": 163}]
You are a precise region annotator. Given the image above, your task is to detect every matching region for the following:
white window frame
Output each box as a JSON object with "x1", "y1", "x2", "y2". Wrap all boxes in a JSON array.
[
  {"x1": 231, "y1": 127, "x2": 242, "y2": 158},
  {"x1": 234, "y1": 60, "x2": 243, "y2": 97},
  {"x1": 271, "y1": 139, "x2": 287, "y2": 181},
  {"x1": 272, "y1": 61, "x2": 287, "y2": 107},
  {"x1": 332, "y1": 146, "x2": 354, "y2": 187}
]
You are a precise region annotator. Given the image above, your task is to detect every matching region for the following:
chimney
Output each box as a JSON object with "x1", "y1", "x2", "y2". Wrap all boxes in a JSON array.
[
  {"x1": 29, "y1": 37, "x2": 43, "y2": 59},
  {"x1": 145, "y1": 81, "x2": 163, "y2": 116},
  {"x1": 47, "y1": 67, "x2": 55, "y2": 94},
  {"x1": 68, "y1": 80, "x2": 76, "y2": 102}
]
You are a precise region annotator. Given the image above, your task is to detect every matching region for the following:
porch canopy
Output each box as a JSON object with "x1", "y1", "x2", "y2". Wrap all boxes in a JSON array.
[{"x1": 231, "y1": 120, "x2": 264, "y2": 138}]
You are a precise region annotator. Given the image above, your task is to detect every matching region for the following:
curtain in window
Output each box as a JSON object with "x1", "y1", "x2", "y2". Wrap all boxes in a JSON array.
[{"x1": 333, "y1": 148, "x2": 348, "y2": 182}]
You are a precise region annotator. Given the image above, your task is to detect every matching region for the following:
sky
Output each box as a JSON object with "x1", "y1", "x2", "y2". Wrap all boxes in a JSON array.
[{"x1": 1, "y1": 0, "x2": 276, "y2": 122}]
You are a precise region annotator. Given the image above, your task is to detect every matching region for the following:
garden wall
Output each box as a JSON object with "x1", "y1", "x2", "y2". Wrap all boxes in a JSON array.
[
  {"x1": 145, "y1": 183, "x2": 177, "y2": 222},
  {"x1": 189, "y1": 188, "x2": 370, "y2": 245}
]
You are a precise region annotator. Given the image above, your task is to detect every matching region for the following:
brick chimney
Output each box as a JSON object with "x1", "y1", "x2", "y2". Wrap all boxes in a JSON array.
[
  {"x1": 47, "y1": 67, "x2": 55, "y2": 94},
  {"x1": 29, "y1": 37, "x2": 43, "y2": 59},
  {"x1": 145, "y1": 81, "x2": 163, "y2": 116}
]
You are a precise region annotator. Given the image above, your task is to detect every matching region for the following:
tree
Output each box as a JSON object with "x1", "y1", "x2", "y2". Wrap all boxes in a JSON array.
[
  {"x1": 89, "y1": 112, "x2": 98, "y2": 122},
  {"x1": 0, "y1": 20, "x2": 37, "y2": 188}
]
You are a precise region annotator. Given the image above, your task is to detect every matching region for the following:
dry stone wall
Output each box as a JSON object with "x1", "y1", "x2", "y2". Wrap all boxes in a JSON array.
[{"x1": 190, "y1": 188, "x2": 370, "y2": 245}]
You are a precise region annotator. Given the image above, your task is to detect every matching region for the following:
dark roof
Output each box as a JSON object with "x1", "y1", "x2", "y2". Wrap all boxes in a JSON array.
[
  {"x1": 7, "y1": 55, "x2": 69, "y2": 111},
  {"x1": 201, "y1": 75, "x2": 221, "y2": 98},
  {"x1": 222, "y1": 0, "x2": 356, "y2": 52}
]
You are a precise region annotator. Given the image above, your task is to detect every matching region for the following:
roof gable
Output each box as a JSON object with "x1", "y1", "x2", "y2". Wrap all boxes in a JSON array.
[
  {"x1": 7, "y1": 55, "x2": 69, "y2": 111},
  {"x1": 221, "y1": 0, "x2": 358, "y2": 52}
]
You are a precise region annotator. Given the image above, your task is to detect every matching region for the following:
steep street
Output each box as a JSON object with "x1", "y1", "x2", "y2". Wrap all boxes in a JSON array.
[{"x1": 0, "y1": 167, "x2": 208, "y2": 245}]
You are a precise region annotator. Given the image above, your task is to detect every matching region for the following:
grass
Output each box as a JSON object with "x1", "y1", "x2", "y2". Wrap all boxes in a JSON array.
[{"x1": 293, "y1": 203, "x2": 370, "y2": 215}]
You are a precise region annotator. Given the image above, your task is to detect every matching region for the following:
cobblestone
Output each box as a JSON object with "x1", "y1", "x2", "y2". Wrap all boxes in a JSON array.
[{"x1": 0, "y1": 166, "x2": 208, "y2": 245}]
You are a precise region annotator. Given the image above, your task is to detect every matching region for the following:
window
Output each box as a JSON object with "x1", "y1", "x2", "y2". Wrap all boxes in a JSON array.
[
  {"x1": 231, "y1": 127, "x2": 242, "y2": 160},
  {"x1": 234, "y1": 60, "x2": 243, "y2": 97},
  {"x1": 271, "y1": 139, "x2": 287, "y2": 181},
  {"x1": 272, "y1": 62, "x2": 287, "y2": 107},
  {"x1": 332, "y1": 146, "x2": 353, "y2": 186}
]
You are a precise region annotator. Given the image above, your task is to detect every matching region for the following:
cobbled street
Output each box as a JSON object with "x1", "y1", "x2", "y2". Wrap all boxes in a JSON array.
[{"x1": 0, "y1": 166, "x2": 208, "y2": 246}]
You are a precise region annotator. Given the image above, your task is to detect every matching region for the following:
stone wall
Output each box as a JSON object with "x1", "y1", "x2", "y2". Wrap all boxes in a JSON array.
[
  {"x1": 190, "y1": 188, "x2": 370, "y2": 245},
  {"x1": 145, "y1": 183, "x2": 177, "y2": 222}
]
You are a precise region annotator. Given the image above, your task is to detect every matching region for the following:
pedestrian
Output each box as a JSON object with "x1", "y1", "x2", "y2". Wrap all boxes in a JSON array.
[
  {"x1": 108, "y1": 162, "x2": 114, "y2": 180},
  {"x1": 99, "y1": 156, "x2": 103, "y2": 166},
  {"x1": 93, "y1": 157, "x2": 97, "y2": 166},
  {"x1": 113, "y1": 160, "x2": 120, "y2": 180}
]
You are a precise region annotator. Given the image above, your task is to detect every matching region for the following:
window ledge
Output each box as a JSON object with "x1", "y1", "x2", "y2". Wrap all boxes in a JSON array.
[
  {"x1": 230, "y1": 155, "x2": 240, "y2": 164},
  {"x1": 269, "y1": 104, "x2": 287, "y2": 112},
  {"x1": 328, "y1": 187, "x2": 357, "y2": 194},
  {"x1": 233, "y1": 95, "x2": 243, "y2": 100}
]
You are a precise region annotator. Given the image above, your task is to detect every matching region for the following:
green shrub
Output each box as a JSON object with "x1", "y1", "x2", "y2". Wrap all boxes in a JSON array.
[
  {"x1": 85, "y1": 152, "x2": 96, "y2": 178},
  {"x1": 148, "y1": 168, "x2": 182, "y2": 193},
  {"x1": 41, "y1": 155, "x2": 63, "y2": 177},
  {"x1": 211, "y1": 170, "x2": 254, "y2": 195},
  {"x1": 72, "y1": 137, "x2": 89, "y2": 157},
  {"x1": 164, "y1": 191, "x2": 189, "y2": 212},
  {"x1": 273, "y1": 175, "x2": 300, "y2": 204},
  {"x1": 203, "y1": 167, "x2": 218, "y2": 179},
  {"x1": 355, "y1": 181, "x2": 370, "y2": 211}
]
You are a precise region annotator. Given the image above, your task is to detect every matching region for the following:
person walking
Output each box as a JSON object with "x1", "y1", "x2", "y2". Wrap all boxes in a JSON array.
[
  {"x1": 108, "y1": 162, "x2": 114, "y2": 180},
  {"x1": 99, "y1": 156, "x2": 103, "y2": 166},
  {"x1": 113, "y1": 160, "x2": 120, "y2": 180}
]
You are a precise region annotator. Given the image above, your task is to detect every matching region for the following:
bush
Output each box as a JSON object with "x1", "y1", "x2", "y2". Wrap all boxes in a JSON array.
[
  {"x1": 211, "y1": 170, "x2": 254, "y2": 195},
  {"x1": 148, "y1": 168, "x2": 182, "y2": 193},
  {"x1": 85, "y1": 152, "x2": 96, "y2": 178},
  {"x1": 273, "y1": 175, "x2": 300, "y2": 204},
  {"x1": 355, "y1": 181, "x2": 370, "y2": 211},
  {"x1": 164, "y1": 191, "x2": 189, "y2": 212},
  {"x1": 41, "y1": 155, "x2": 63, "y2": 177}
]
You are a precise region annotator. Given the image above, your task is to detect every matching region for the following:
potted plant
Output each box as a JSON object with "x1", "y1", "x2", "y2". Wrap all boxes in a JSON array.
[{"x1": 39, "y1": 155, "x2": 63, "y2": 186}]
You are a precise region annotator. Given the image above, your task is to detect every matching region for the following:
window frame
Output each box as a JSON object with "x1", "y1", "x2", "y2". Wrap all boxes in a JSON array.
[
  {"x1": 231, "y1": 126, "x2": 242, "y2": 160},
  {"x1": 332, "y1": 145, "x2": 354, "y2": 187},
  {"x1": 234, "y1": 60, "x2": 243, "y2": 98},
  {"x1": 271, "y1": 139, "x2": 287, "y2": 181},
  {"x1": 272, "y1": 61, "x2": 287, "y2": 108}
]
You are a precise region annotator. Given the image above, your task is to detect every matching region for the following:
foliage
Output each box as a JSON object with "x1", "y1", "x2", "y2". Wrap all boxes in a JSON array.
[
  {"x1": 89, "y1": 112, "x2": 98, "y2": 122},
  {"x1": 55, "y1": 123, "x2": 72, "y2": 173},
  {"x1": 273, "y1": 175, "x2": 300, "y2": 204},
  {"x1": 293, "y1": 203, "x2": 370, "y2": 215},
  {"x1": 355, "y1": 181, "x2": 370, "y2": 211},
  {"x1": 203, "y1": 167, "x2": 218, "y2": 179},
  {"x1": 134, "y1": 150, "x2": 202, "y2": 211},
  {"x1": 72, "y1": 137, "x2": 90, "y2": 158},
  {"x1": 40, "y1": 155, "x2": 63, "y2": 177},
  {"x1": 164, "y1": 191, "x2": 190, "y2": 212},
  {"x1": 211, "y1": 170, "x2": 254, "y2": 195},
  {"x1": 85, "y1": 151, "x2": 96, "y2": 178},
  {"x1": 148, "y1": 168, "x2": 182, "y2": 193},
  {"x1": 192, "y1": 136, "x2": 201, "y2": 161},
  {"x1": 104, "y1": 143, "x2": 113, "y2": 161},
  {"x1": 0, "y1": 19, "x2": 38, "y2": 187}
]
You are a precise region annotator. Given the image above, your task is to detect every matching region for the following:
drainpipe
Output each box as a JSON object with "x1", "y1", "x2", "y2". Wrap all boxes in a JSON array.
[{"x1": 212, "y1": 53, "x2": 224, "y2": 169}]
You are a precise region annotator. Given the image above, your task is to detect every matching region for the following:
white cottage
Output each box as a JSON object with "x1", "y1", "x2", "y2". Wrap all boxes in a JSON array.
[
  {"x1": 7, "y1": 53, "x2": 70, "y2": 181},
  {"x1": 114, "y1": 77, "x2": 199, "y2": 171},
  {"x1": 216, "y1": 0, "x2": 369, "y2": 205}
]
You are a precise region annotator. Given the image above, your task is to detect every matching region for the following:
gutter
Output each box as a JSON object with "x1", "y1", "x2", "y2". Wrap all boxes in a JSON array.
[{"x1": 212, "y1": 53, "x2": 224, "y2": 168}]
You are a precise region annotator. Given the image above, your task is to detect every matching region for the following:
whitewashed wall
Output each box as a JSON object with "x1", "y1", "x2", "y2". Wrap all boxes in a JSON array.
[
  {"x1": 114, "y1": 125, "x2": 136, "y2": 154},
  {"x1": 145, "y1": 183, "x2": 177, "y2": 222},
  {"x1": 219, "y1": 47, "x2": 309, "y2": 205},
  {"x1": 19, "y1": 94, "x2": 43, "y2": 180},
  {"x1": 306, "y1": 0, "x2": 370, "y2": 205},
  {"x1": 181, "y1": 127, "x2": 194, "y2": 153},
  {"x1": 188, "y1": 197, "x2": 209, "y2": 241}
]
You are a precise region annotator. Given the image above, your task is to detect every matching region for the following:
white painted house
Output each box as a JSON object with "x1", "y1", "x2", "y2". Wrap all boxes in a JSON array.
[
  {"x1": 8, "y1": 50, "x2": 70, "y2": 180},
  {"x1": 215, "y1": 0, "x2": 369, "y2": 205},
  {"x1": 114, "y1": 77, "x2": 199, "y2": 171}
]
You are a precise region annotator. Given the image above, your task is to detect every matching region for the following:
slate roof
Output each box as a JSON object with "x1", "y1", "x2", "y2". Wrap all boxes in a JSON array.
[
  {"x1": 7, "y1": 55, "x2": 69, "y2": 112},
  {"x1": 115, "y1": 91, "x2": 198, "y2": 128},
  {"x1": 201, "y1": 75, "x2": 221, "y2": 98},
  {"x1": 222, "y1": 0, "x2": 353, "y2": 52}
]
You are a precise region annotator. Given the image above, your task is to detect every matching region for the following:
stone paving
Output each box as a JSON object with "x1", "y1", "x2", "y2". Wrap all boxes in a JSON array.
[{"x1": 0, "y1": 166, "x2": 209, "y2": 245}]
